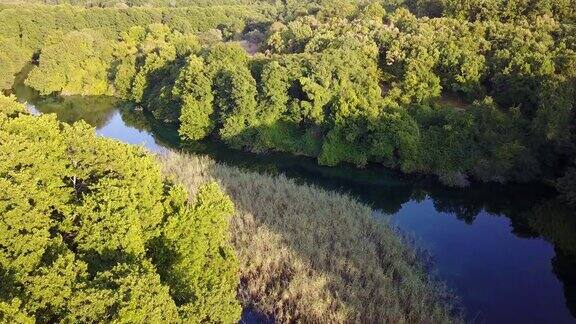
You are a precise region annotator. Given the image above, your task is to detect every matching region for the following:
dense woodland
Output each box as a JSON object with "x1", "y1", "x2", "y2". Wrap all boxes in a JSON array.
[{"x1": 1, "y1": 0, "x2": 575, "y2": 193}]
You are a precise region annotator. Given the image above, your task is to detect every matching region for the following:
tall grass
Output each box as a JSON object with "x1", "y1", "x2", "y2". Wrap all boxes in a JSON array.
[{"x1": 159, "y1": 152, "x2": 458, "y2": 323}]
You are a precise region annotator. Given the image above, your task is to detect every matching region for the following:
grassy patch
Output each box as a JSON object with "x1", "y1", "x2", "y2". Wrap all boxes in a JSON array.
[{"x1": 159, "y1": 152, "x2": 459, "y2": 323}]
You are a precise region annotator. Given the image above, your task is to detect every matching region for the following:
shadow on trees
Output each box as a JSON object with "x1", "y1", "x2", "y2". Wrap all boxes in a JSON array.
[{"x1": 139, "y1": 59, "x2": 186, "y2": 124}]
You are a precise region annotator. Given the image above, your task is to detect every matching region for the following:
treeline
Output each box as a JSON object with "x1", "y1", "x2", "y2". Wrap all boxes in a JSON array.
[
  {"x1": 3, "y1": 0, "x2": 576, "y2": 192},
  {"x1": 0, "y1": 0, "x2": 277, "y2": 8},
  {"x1": 0, "y1": 2, "x2": 273, "y2": 47},
  {"x1": 0, "y1": 2, "x2": 274, "y2": 87},
  {"x1": 0, "y1": 94, "x2": 241, "y2": 322},
  {"x1": 122, "y1": 2, "x2": 576, "y2": 188},
  {"x1": 407, "y1": 0, "x2": 576, "y2": 24}
]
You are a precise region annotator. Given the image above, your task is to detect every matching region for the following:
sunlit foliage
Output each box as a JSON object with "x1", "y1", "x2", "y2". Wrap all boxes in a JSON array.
[
  {"x1": 0, "y1": 95, "x2": 241, "y2": 322},
  {"x1": 0, "y1": 37, "x2": 29, "y2": 90},
  {"x1": 2, "y1": 0, "x2": 575, "y2": 187},
  {"x1": 26, "y1": 31, "x2": 114, "y2": 95}
]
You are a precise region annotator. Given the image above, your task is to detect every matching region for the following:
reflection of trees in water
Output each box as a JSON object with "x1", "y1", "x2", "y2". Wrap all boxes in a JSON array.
[
  {"x1": 427, "y1": 182, "x2": 576, "y2": 314},
  {"x1": 526, "y1": 200, "x2": 576, "y2": 256},
  {"x1": 553, "y1": 250, "x2": 576, "y2": 317},
  {"x1": 425, "y1": 181, "x2": 550, "y2": 226},
  {"x1": 32, "y1": 95, "x2": 119, "y2": 128},
  {"x1": 429, "y1": 187, "x2": 576, "y2": 316},
  {"x1": 120, "y1": 106, "x2": 182, "y2": 149},
  {"x1": 120, "y1": 106, "x2": 155, "y2": 133},
  {"x1": 525, "y1": 200, "x2": 576, "y2": 317},
  {"x1": 12, "y1": 70, "x2": 119, "y2": 128}
]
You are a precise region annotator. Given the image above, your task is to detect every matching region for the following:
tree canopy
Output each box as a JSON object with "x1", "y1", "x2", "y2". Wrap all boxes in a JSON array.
[
  {"x1": 0, "y1": 0, "x2": 575, "y2": 188},
  {"x1": 0, "y1": 94, "x2": 241, "y2": 323}
]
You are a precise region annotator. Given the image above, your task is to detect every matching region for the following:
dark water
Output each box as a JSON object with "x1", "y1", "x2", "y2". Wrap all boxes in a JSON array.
[{"x1": 14, "y1": 83, "x2": 576, "y2": 323}]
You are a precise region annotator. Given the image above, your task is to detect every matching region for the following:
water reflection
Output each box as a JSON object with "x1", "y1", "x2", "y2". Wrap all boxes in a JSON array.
[
  {"x1": 13, "y1": 75, "x2": 119, "y2": 129},
  {"x1": 15, "y1": 89, "x2": 576, "y2": 322},
  {"x1": 527, "y1": 200, "x2": 576, "y2": 318}
]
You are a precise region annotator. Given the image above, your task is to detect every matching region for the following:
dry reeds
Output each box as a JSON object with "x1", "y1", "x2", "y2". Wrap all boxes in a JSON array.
[{"x1": 159, "y1": 151, "x2": 458, "y2": 323}]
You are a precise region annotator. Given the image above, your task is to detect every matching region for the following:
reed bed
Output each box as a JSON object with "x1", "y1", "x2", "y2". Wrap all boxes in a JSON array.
[{"x1": 159, "y1": 151, "x2": 458, "y2": 323}]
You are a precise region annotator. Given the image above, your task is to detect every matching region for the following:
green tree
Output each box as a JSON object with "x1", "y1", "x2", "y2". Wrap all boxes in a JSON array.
[
  {"x1": 25, "y1": 30, "x2": 114, "y2": 96},
  {"x1": 369, "y1": 107, "x2": 421, "y2": 172},
  {"x1": 153, "y1": 184, "x2": 241, "y2": 322},
  {"x1": 0, "y1": 95, "x2": 241, "y2": 323},
  {"x1": 113, "y1": 24, "x2": 200, "y2": 123},
  {"x1": 214, "y1": 66, "x2": 259, "y2": 147},
  {"x1": 0, "y1": 37, "x2": 29, "y2": 90},
  {"x1": 175, "y1": 55, "x2": 215, "y2": 141}
]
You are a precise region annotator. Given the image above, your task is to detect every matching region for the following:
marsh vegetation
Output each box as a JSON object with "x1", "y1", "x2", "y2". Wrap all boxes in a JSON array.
[{"x1": 160, "y1": 152, "x2": 457, "y2": 323}]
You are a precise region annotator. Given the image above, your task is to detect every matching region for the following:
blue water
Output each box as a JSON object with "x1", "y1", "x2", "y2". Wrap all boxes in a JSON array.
[
  {"x1": 20, "y1": 91, "x2": 576, "y2": 323},
  {"x1": 97, "y1": 110, "x2": 165, "y2": 152},
  {"x1": 391, "y1": 199, "x2": 570, "y2": 323}
]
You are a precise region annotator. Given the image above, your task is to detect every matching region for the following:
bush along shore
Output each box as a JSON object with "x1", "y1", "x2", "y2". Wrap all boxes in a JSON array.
[{"x1": 160, "y1": 151, "x2": 459, "y2": 323}]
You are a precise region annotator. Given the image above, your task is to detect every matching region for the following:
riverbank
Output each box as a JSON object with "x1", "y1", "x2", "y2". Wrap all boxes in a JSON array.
[{"x1": 159, "y1": 152, "x2": 459, "y2": 323}]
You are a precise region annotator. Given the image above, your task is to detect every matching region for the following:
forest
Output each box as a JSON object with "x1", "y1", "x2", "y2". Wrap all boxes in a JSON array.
[
  {"x1": 1, "y1": 0, "x2": 576, "y2": 322},
  {"x1": 1, "y1": 0, "x2": 575, "y2": 192}
]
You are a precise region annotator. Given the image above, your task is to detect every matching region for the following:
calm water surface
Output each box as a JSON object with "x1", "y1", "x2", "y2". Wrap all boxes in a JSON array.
[{"x1": 15, "y1": 86, "x2": 576, "y2": 323}]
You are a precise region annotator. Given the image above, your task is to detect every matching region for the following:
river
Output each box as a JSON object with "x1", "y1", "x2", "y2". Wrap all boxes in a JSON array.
[{"x1": 12, "y1": 83, "x2": 576, "y2": 323}]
